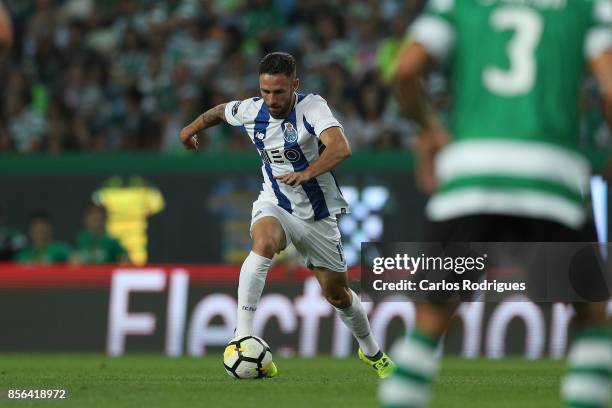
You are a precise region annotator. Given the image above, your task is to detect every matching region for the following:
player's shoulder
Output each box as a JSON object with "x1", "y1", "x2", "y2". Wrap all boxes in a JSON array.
[
  {"x1": 226, "y1": 96, "x2": 264, "y2": 123},
  {"x1": 297, "y1": 92, "x2": 325, "y2": 102},
  {"x1": 298, "y1": 93, "x2": 330, "y2": 110},
  {"x1": 230, "y1": 96, "x2": 263, "y2": 113}
]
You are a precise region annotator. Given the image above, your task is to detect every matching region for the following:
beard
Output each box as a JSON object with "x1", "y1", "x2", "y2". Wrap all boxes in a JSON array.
[{"x1": 268, "y1": 94, "x2": 295, "y2": 119}]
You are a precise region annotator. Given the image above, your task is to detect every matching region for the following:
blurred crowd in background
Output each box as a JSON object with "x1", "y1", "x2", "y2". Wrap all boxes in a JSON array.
[
  {"x1": 0, "y1": 0, "x2": 607, "y2": 155},
  {"x1": 0, "y1": 0, "x2": 610, "y2": 265},
  {"x1": 0, "y1": 203, "x2": 129, "y2": 264},
  {"x1": 0, "y1": 0, "x2": 431, "y2": 154}
]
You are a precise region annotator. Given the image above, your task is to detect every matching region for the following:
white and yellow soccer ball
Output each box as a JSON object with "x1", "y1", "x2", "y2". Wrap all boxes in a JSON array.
[{"x1": 223, "y1": 335, "x2": 273, "y2": 379}]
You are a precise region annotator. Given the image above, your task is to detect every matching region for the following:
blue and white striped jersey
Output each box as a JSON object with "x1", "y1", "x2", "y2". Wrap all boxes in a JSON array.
[{"x1": 224, "y1": 93, "x2": 350, "y2": 221}]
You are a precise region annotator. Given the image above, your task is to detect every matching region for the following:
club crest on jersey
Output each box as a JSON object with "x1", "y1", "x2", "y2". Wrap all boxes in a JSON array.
[
  {"x1": 255, "y1": 132, "x2": 266, "y2": 140},
  {"x1": 283, "y1": 123, "x2": 298, "y2": 143}
]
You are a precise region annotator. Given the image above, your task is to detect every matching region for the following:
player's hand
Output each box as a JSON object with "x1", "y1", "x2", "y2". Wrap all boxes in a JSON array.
[
  {"x1": 275, "y1": 171, "x2": 312, "y2": 187},
  {"x1": 415, "y1": 122, "x2": 448, "y2": 195},
  {"x1": 179, "y1": 128, "x2": 199, "y2": 150}
]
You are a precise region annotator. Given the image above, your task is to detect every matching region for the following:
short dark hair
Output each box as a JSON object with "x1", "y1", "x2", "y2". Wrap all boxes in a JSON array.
[
  {"x1": 29, "y1": 211, "x2": 51, "y2": 224},
  {"x1": 259, "y1": 52, "x2": 297, "y2": 77},
  {"x1": 83, "y1": 202, "x2": 107, "y2": 217}
]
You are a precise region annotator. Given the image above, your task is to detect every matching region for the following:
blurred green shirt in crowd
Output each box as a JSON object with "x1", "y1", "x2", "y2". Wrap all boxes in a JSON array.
[
  {"x1": 16, "y1": 212, "x2": 71, "y2": 264},
  {"x1": 16, "y1": 242, "x2": 72, "y2": 264},
  {"x1": 75, "y1": 230, "x2": 128, "y2": 264},
  {"x1": 73, "y1": 202, "x2": 129, "y2": 265}
]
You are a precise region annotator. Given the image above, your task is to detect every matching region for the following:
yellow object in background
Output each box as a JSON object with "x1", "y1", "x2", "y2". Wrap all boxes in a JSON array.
[
  {"x1": 93, "y1": 176, "x2": 165, "y2": 265},
  {"x1": 376, "y1": 35, "x2": 413, "y2": 84}
]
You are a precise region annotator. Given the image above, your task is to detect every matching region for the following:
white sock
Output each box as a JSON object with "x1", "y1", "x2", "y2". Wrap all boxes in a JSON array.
[
  {"x1": 235, "y1": 251, "x2": 272, "y2": 337},
  {"x1": 334, "y1": 289, "x2": 380, "y2": 357}
]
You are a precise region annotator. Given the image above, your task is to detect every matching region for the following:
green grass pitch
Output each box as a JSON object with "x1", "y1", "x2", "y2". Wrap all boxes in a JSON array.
[{"x1": 0, "y1": 354, "x2": 565, "y2": 407}]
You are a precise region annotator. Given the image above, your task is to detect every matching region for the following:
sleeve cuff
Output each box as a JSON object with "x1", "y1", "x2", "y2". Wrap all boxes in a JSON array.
[
  {"x1": 585, "y1": 27, "x2": 612, "y2": 59},
  {"x1": 410, "y1": 15, "x2": 455, "y2": 62},
  {"x1": 224, "y1": 102, "x2": 242, "y2": 126},
  {"x1": 316, "y1": 123, "x2": 343, "y2": 137}
]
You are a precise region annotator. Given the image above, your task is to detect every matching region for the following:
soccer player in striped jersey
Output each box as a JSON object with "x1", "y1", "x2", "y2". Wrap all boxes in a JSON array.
[
  {"x1": 180, "y1": 52, "x2": 394, "y2": 378},
  {"x1": 380, "y1": 0, "x2": 612, "y2": 407}
]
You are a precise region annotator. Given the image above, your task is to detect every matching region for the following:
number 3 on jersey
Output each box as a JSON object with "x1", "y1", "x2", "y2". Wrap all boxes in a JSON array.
[{"x1": 483, "y1": 7, "x2": 543, "y2": 96}]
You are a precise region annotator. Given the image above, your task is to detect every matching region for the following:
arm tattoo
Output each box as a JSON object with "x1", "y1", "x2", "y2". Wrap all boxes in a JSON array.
[{"x1": 198, "y1": 103, "x2": 227, "y2": 129}]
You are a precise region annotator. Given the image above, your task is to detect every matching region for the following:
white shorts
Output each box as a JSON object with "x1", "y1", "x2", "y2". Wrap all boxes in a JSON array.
[{"x1": 250, "y1": 200, "x2": 347, "y2": 272}]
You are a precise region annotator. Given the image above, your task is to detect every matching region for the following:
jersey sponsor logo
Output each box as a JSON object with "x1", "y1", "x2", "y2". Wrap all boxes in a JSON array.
[
  {"x1": 283, "y1": 122, "x2": 298, "y2": 143},
  {"x1": 259, "y1": 148, "x2": 303, "y2": 164},
  {"x1": 231, "y1": 101, "x2": 241, "y2": 117}
]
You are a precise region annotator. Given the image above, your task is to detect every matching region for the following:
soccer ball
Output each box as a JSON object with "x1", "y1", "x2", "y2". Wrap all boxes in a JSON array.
[{"x1": 223, "y1": 335, "x2": 273, "y2": 379}]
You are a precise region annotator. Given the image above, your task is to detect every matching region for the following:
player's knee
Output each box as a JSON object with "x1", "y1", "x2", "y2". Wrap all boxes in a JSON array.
[
  {"x1": 252, "y1": 238, "x2": 282, "y2": 259},
  {"x1": 325, "y1": 289, "x2": 351, "y2": 309}
]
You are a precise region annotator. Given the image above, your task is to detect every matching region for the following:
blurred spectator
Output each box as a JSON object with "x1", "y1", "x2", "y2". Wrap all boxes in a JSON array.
[
  {"x1": 29, "y1": 33, "x2": 63, "y2": 85},
  {"x1": 318, "y1": 62, "x2": 354, "y2": 115},
  {"x1": 240, "y1": 0, "x2": 286, "y2": 55},
  {"x1": 16, "y1": 211, "x2": 71, "y2": 264},
  {"x1": 24, "y1": 0, "x2": 56, "y2": 56},
  {"x1": 0, "y1": 208, "x2": 27, "y2": 260},
  {"x1": 165, "y1": 17, "x2": 221, "y2": 80},
  {"x1": 139, "y1": 52, "x2": 173, "y2": 115},
  {"x1": 110, "y1": 27, "x2": 148, "y2": 87},
  {"x1": 161, "y1": 85, "x2": 200, "y2": 152},
  {"x1": 376, "y1": 14, "x2": 409, "y2": 83},
  {"x1": 73, "y1": 203, "x2": 129, "y2": 265},
  {"x1": 111, "y1": 0, "x2": 149, "y2": 38},
  {"x1": 211, "y1": 51, "x2": 257, "y2": 100},
  {"x1": 7, "y1": 87, "x2": 47, "y2": 152},
  {"x1": 58, "y1": 19, "x2": 98, "y2": 65},
  {"x1": 344, "y1": 72, "x2": 400, "y2": 149},
  {"x1": 120, "y1": 87, "x2": 162, "y2": 150},
  {"x1": 46, "y1": 96, "x2": 78, "y2": 153},
  {"x1": 0, "y1": 119, "x2": 12, "y2": 151},
  {"x1": 305, "y1": 13, "x2": 353, "y2": 72},
  {"x1": 350, "y1": 7, "x2": 382, "y2": 79},
  {"x1": 0, "y1": 0, "x2": 13, "y2": 51}
]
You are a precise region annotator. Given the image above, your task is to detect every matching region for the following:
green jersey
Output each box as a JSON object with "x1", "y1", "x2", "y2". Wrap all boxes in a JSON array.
[
  {"x1": 411, "y1": 0, "x2": 612, "y2": 227},
  {"x1": 75, "y1": 231, "x2": 128, "y2": 264},
  {"x1": 16, "y1": 242, "x2": 72, "y2": 264}
]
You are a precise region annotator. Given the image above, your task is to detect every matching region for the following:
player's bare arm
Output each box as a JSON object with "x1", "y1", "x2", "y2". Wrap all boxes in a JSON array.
[
  {"x1": 275, "y1": 126, "x2": 351, "y2": 187},
  {"x1": 179, "y1": 103, "x2": 227, "y2": 150},
  {"x1": 590, "y1": 51, "x2": 612, "y2": 183},
  {"x1": 0, "y1": 0, "x2": 13, "y2": 51},
  {"x1": 395, "y1": 42, "x2": 433, "y2": 128},
  {"x1": 395, "y1": 41, "x2": 448, "y2": 194},
  {"x1": 590, "y1": 51, "x2": 612, "y2": 126}
]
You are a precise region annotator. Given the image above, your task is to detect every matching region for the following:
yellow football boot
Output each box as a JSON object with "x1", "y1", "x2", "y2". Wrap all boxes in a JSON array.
[{"x1": 358, "y1": 348, "x2": 396, "y2": 379}]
